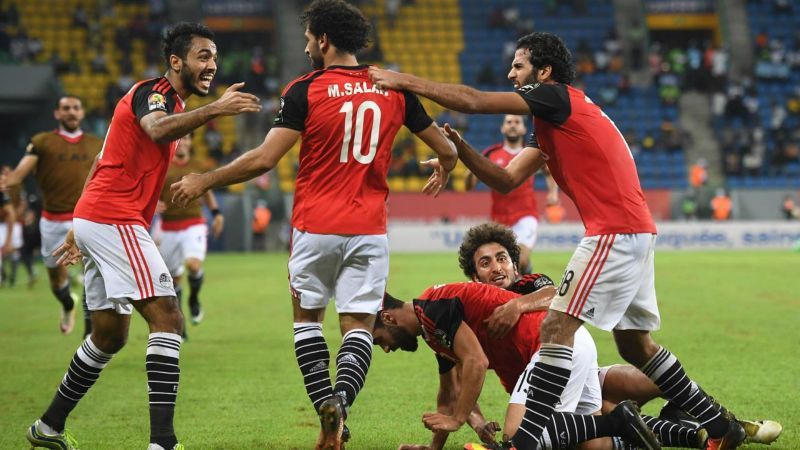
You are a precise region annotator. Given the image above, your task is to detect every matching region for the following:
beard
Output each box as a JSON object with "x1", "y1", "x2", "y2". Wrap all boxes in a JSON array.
[
  {"x1": 309, "y1": 53, "x2": 324, "y2": 70},
  {"x1": 59, "y1": 119, "x2": 80, "y2": 132},
  {"x1": 181, "y1": 65, "x2": 209, "y2": 97},
  {"x1": 389, "y1": 326, "x2": 419, "y2": 352},
  {"x1": 505, "y1": 134, "x2": 523, "y2": 145}
]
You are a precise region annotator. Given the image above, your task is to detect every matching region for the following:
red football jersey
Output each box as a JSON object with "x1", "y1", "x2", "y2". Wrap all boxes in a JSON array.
[
  {"x1": 273, "y1": 65, "x2": 433, "y2": 234},
  {"x1": 517, "y1": 83, "x2": 656, "y2": 236},
  {"x1": 483, "y1": 143, "x2": 538, "y2": 225},
  {"x1": 75, "y1": 77, "x2": 184, "y2": 227},
  {"x1": 414, "y1": 282, "x2": 547, "y2": 394}
]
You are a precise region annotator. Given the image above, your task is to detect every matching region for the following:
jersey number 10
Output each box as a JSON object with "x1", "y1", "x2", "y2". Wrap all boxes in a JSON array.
[{"x1": 339, "y1": 100, "x2": 381, "y2": 164}]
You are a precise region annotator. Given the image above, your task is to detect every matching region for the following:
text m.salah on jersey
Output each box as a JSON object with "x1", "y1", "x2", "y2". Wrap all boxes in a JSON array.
[{"x1": 327, "y1": 82, "x2": 389, "y2": 98}]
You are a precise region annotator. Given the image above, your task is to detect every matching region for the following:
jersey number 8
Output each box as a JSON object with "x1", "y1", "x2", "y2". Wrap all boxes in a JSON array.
[{"x1": 339, "y1": 100, "x2": 381, "y2": 164}]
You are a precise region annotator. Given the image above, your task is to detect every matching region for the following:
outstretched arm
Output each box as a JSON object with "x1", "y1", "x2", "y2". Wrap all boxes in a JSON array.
[
  {"x1": 170, "y1": 127, "x2": 300, "y2": 206},
  {"x1": 1, "y1": 154, "x2": 38, "y2": 189},
  {"x1": 370, "y1": 68, "x2": 530, "y2": 115},
  {"x1": 140, "y1": 82, "x2": 261, "y2": 144}
]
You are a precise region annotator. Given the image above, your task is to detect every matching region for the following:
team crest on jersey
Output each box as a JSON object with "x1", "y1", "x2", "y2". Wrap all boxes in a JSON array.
[
  {"x1": 148, "y1": 93, "x2": 167, "y2": 111},
  {"x1": 159, "y1": 272, "x2": 172, "y2": 287}
]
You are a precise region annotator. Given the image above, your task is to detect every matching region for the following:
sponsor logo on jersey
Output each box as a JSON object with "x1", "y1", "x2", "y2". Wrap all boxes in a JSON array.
[
  {"x1": 159, "y1": 272, "x2": 172, "y2": 287},
  {"x1": 148, "y1": 93, "x2": 167, "y2": 111}
]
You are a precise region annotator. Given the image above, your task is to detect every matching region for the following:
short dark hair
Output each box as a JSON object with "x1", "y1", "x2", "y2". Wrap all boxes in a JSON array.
[
  {"x1": 458, "y1": 223, "x2": 521, "y2": 279},
  {"x1": 516, "y1": 32, "x2": 576, "y2": 85},
  {"x1": 162, "y1": 22, "x2": 215, "y2": 67},
  {"x1": 375, "y1": 292, "x2": 405, "y2": 330},
  {"x1": 301, "y1": 0, "x2": 370, "y2": 55},
  {"x1": 56, "y1": 95, "x2": 82, "y2": 109}
]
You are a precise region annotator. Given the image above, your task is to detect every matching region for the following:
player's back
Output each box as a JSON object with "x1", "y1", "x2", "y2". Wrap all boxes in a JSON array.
[
  {"x1": 522, "y1": 83, "x2": 655, "y2": 236},
  {"x1": 29, "y1": 130, "x2": 102, "y2": 215},
  {"x1": 275, "y1": 65, "x2": 432, "y2": 235},
  {"x1": 483, "y1": 144, "x2": 537, "y2": 225},
  {"x1": 76, "y1": 77, "x2": 185, "y2": 227}
]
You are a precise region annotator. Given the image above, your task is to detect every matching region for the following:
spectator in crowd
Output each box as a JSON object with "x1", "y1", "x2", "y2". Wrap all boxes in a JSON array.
[
  {"x1": 782, "y1": 195, "x2": 799, "y2": 220},
  {"x1": 689, "y1": 158, "x2": 707, "y2": 188},
  {"x1": 711, "y1": 188, "x2": 732, "y2": 221}
]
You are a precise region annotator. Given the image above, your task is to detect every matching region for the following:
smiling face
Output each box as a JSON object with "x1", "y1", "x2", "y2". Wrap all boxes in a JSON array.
[
  {"x1": 176, "y1": 36, "x2": 217, "y2": 96},
  {"x1": 54, "y1": 96, "x2": 84, "y2": 132},
  {"x1": 472, "y1": 242, "x2": 518, "y2": 289}
]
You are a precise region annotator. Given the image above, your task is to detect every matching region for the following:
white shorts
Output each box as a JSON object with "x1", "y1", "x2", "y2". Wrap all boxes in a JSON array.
[
  {"x1": 288, "y1": 228, "x2": 389, "y2": 314},
  {"x1": 551, "y1": 233, "x2": 660, "y2": 331},
  {"x1": 158, "y1": 224, "x2": 208, "y2": 277},
  {"x1": 41, "y1": 217, "x2": 74, "y2": 268},
  {"x1": 74, "y1": 218, "x2": 175, "y2": 314},
  {"x1": 510, "y1": 215, "x2": 539, "y2": 249},
  {"x1": 509, "y1": 326, "x2": 602, "y2": 415},
  {"x1": 0, "y1": 222, "x2": 23, "y2": 249}
]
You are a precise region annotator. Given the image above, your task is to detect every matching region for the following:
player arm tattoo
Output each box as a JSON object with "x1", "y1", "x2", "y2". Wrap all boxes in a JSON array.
[
  {"x1": 450, "y1": 323, "x2": 489, "y2": 425},
  {"x1": 401, "y1": 75, "x2": 530, "y2": 115},
  {"x1": 139, "y1": 106, "x2": 221, "y2": 144}
]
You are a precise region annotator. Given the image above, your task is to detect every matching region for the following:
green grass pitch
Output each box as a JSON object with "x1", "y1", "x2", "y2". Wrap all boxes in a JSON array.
[{"x1": 1, "y1": 251, "x2": 798, "y2": 449}]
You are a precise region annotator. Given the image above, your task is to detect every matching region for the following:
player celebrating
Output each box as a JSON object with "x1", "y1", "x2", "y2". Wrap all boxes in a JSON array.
[
  {"x1": 169, "y1": 1, "x2": 457, "y2": 448},
  {"x1": 157, "y1": 135, "x2": 224, "y2": 335},
  {"x1": 1, "y1": 96, "x2": 101, "y2": 335},
  {"x1": 465, "y1": 115, "x2": 557, "y2": 273},
  {"x1": 371, "y1": 32, "x2": 744, "y2": 449},
  {"x1": 457, "y1": 222, "x2": 781, "y2": 449},
  {"x1": 25, "y1": 23, "x2": 260, "y2": 450}
]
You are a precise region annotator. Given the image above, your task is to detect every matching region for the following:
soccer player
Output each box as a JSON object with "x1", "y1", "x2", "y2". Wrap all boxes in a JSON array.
[
  {"x1": 0, "y1": 189, "x2": 16, "y2": 285},
  {"x1": 464, "y1": 115, "x2": 558, "y2": 273},
  {"x1": 25, "y1": 22, "x2": 261, "y2": 450},
  {"x1": 457, "y1": 223, "x2": 781, "y2": 449},
  {"x1": 157, "y1": 135, "x2": 224, "y2": 334},
  {"x1": 374, "y1": 284, "x2": 659, "y2": 450},
  {"x1": 1, "y1": 96, "x2": 102, "y2": 335},
  {"x1": 169, "y1": 2, "x2": 457, "y2": 448},
  {"x1": 370, "y1": 32, "x2": 744, "y2": 450}
]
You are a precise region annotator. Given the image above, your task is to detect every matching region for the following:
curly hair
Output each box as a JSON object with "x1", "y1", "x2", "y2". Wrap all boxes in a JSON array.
[
  {"x1": 162, "y1": 22, "x2": 215, "y2": 67},
  {"x1": 516, "y1": 32, "x2": 576, "y2": 85},
  {"x1": 301, "y1": 0, "x2": 371, "y2": 54},
  {"x1": 458, "y1": 223, "x2": 521, "y2": 279}
]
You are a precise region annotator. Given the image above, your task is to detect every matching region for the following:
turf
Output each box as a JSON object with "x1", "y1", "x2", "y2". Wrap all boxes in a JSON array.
[{"x1": 1, "y1": 251, "x2": 797, "y2": 449}]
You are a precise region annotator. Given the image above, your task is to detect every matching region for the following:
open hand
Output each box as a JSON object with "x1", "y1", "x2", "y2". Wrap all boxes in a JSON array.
[
  {"x1": 52, "y1": 228, "x2": 82, "y2": 266},
  {"x1": 484, "y1": 300, "x2": 521, "y2": 339},
  {"x1": 212, "y1": 82, "x2": 262, "y2": 116}
]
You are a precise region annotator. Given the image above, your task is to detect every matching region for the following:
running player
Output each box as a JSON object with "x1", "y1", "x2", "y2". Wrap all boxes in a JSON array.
[
  {"x1": 0, "y1": 189, "x2": 16, "y2": 285},
  {"x1": 465, "y1": 115, "x2": 558, "y2": 273},
  {"x1": 25, "y1": 22, "x2": 260, "y2": 450},
  {"x1": 1, "y1": 96, "x2": 102, "y2": 335},
  {"x1": 169, "y1": 2, "x2": 457, "y2": 448},
  {"x1": 157, "y1": 135, "x2": 224, "y2": 335},
  {"x1": 370, "y1": 31, "x2": 744, "y2": 449}
]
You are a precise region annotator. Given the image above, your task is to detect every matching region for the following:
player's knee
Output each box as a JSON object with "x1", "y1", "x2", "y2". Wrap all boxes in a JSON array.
[
  {"x1": 92, "y1": 332, "x2": 128, "y2": 353},
  {"x1": 186, "y1": 259, "x2": 202, "y2": 275},
  {"x1": 539, "y1": 311, "x2": 576, "y2": 344}
]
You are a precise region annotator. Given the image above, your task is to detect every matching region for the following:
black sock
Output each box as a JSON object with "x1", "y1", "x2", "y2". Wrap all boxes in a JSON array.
[
  {"x1": 188, "y1": 270, "x2": 204, "y2": 307},
  {"x1": 41, "y1": 337, "x2": 114, "y2": 432},
  {"x1": 52, "y1": 283, "x2": 75, "y2": 311},
  {"x1": 146, "y1": 332, "x2": 181, "y2": 448},
  {"x1": 333, "y1": 329, "x2": 373, "y2": 412},
  {"x1": 82, "y1": 289, "x2": 92, "y2": 337},
  {"x1": 643, "y1": 414, "x2": 701, "y2": 448},
  {"x1": 641, "y1": 346, "x2": 728, "y2": 437},
  {"x1": 512, "y1": 344, "x2": 573, "y2": 448},
  {"x1": 542, "y1": 412, "x2": 620, "y2": 449},
  {"x1": 294, "y1": 323, "x2": 333, "y2": 412}
]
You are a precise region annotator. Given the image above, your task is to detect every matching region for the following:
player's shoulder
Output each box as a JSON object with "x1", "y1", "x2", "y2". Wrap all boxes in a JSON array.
[
  {"x1": 282, "y1": 69, "x2": 327, "y2": 95},
  {"x1": 30, "y1": 130, "x2": 55, "y2": 144},
  {"x1": 509, "y1": 273, "x2": 555, "y2": 295}
]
